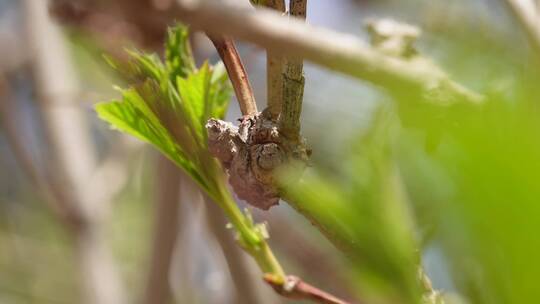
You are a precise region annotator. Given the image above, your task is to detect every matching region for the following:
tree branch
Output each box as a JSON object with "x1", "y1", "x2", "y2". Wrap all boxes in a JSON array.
[
  {"x1": 204, "y1": 195, "x2": 276, "y2": 304},
  {"x1": 175, "y1": 0, "x2": 484, "y2": 105},
  {"x1": 264, "y1": 274, "x2": 351, "y2": 304},
  {"x1": 208, "y1": 35, "x2": 258, "y2": 116}
]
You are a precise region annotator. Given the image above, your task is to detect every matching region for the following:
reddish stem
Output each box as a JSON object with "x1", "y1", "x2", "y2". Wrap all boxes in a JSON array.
[
  {"x1": 264, "y1": 274, "x2": 352, "y2": 304},
  {"x1": 208, "y1": 34, "x2": 258, "y2": 116}
]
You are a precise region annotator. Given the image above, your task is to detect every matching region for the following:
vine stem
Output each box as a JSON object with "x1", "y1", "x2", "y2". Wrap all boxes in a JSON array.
[
  {"x1": 203, "y1": 195, "x2": 270, "y2": 304},
  {"x1": 207, "y1": 28, "x2": 285, "y2": 280},
  {"x1": 208, "y1": 35, "x2": 258, "y2": 116},
  {"x1": 206, "y1": 24, "x2": 352, "y2": 303},
  {"x1": 211, "y1": 177, "x2": 350, "y2": 304}
]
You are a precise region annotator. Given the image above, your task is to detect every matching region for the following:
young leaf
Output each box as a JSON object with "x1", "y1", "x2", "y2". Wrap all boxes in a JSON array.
[
  {"x1": 96, "y1": 24, "x2": 285, "y2": 284},
  {"x1": 96, "y1": 25, "x2": 232, "y2": 198}
]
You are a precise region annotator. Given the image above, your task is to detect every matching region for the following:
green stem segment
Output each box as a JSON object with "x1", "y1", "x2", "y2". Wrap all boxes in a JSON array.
[
  {"x1": 260, "y1": 0, "x2": 286, "y2": 120},
  {"x1": 247, "y1": 239, "x2": 286, "y2": 278},
  {"x1": 279, "y1": 0, "x2": 307, "y2": 139},
  {"x1": 211, "y1": 181, "x2": 286, "y2": 279},
  {"x1": 281, "y1": 190, "x2": 353, "y2": 257},
  {"x1": 205, "y1": 9, "x2": 286, "y2": 280}
]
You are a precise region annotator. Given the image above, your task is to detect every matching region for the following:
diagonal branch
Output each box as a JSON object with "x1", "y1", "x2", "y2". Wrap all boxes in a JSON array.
[
  {"x1": 207, "y1": 35, "x2": 258, "y2": 116},
  {"x1": 204, "y1": 195, "x2": 276, "y2": 304},
  {"x1": 175, "y1": 0, "x2": 484, "y2": 105}
]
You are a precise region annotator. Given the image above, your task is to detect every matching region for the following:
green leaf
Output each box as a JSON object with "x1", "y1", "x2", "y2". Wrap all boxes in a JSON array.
[
  {"x1": 96, "y1": 100, "x2": 149, "y2": 143},
  {"x1": 127, "y1": 51, "x2": 165, "y2": 81},
  {"x1": 209, "y1": 61, "x2": 232, "y2": 119},
  {"x1": 96, "y1": 89, "x2": 184, "y2": 169},
  {"x1": 176, "y1": 62, "x2": 212, "y2": 139},
  {"x1": 96, "y1": 24, "x2": 232, "y2": 199},
  {"x1": 165, "y1": 25, "x2": 196, "y2": 81},
  {"x1": 96, "y1": 25, "x2": 286, "y2": 282}
]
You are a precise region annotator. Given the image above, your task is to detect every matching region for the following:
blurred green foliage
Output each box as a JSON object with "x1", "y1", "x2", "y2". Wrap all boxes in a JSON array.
[
  {"x1": 285, "y1": 107, "x2": 422, "y2": 304},
  {"x1": 400, "y1": 97, "x2": 540, "y2": 304},
  {"x1": 288, "y1": 86, "x2": 540, "y2": 304}
]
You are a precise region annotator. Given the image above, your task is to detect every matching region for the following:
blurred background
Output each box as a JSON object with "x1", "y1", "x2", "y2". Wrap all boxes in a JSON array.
[{"x1": 0, "y1": 0, "x2": 538, "y2": 303}]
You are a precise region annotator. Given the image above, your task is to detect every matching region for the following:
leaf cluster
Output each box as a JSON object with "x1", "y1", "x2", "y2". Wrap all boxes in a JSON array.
[
  {"x1": 96, "y1": 25, "x2": 275, "y2": 257},
  {"x1": 96, "y1": 25, "x2": 231, "y2": 199}
]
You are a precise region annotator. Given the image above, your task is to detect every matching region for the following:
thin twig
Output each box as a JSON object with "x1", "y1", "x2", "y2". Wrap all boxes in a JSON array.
[
  {"x1": 264, "y1": 274, "x2": 351, "y2": 304},
  {"x1": 204, "y1": 195, "x2": 275, "y2": 304},
  {"x1": 207, "y1": 35, "x2": 258, "y2": 116},
  {"x1": 280, "y1": 0, "x2": 307, "y2": 139},
  {"x1": 259, "y1": 0, "x2": 286, "y2": 120},
  {"x1": 265, "y1": 211, "x2": 353, "y2": 299},
  {"x1": 175, "y1": 0, "x2": 484, "y2": 105},
  {"x1": 503, "y1": 0, "x2": 540, "y2": 56}
]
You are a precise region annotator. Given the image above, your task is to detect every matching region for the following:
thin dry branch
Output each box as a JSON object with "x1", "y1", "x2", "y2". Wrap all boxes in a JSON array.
[
  {"x1": 175, "y1": 0, "x2": 484, "y2": 105},
  {"x1": 264, "y1": 274, "x2": 351, "y2": 304},
  {"x1": 208, "y1": 35, "x2": 258, "y2": 116}
]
